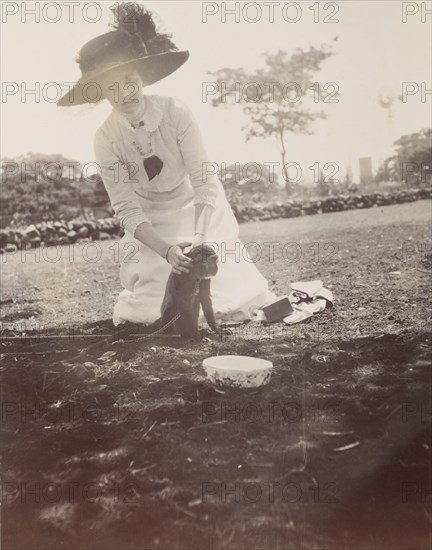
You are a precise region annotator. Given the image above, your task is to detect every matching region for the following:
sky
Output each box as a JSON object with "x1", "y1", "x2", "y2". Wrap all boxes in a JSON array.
[{"x1": 1, "y1": 0, "x2": 431, "y2": 183}]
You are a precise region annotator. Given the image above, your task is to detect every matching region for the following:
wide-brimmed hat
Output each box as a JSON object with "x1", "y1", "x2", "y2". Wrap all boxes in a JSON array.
[{"x1": 57, "y1": 2, "x2": 189, "y2": 107}]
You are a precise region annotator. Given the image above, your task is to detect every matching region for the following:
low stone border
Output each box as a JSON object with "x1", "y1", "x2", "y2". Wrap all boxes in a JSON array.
[{"x1": 1, "y1": 188, "x2": 430, "y2": 252}]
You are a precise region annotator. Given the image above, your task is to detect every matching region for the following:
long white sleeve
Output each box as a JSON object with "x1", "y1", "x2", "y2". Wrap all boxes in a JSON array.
[
  {"x1": 93, "y1": 128, "x2": 152, "y2": 237},
  {"x1": 169, "y1": 98, "x2": 219, "y2": 208}
]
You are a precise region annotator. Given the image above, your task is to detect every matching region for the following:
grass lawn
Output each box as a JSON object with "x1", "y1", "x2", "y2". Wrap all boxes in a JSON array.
[{"x1": 1, "y1": 200, "x2": 431, "y2": 550}]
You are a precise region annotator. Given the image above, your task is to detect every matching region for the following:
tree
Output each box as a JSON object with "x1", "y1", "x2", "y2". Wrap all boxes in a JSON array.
[
  {"x1": 208, "y1": 43, "x2": 338, "y2": 194},
  {"x1": 376, "y1": 128, "x2": 432, "y2": 184},
  {"x1": 317, "y1": 168, "x2": 330, "y2": 196},
  {"x1": 344, "y1": 166, "x2": 353, "y2": 186},
  {"x1": 0, "y1": 153, "x2": 110, "y2": 223}
]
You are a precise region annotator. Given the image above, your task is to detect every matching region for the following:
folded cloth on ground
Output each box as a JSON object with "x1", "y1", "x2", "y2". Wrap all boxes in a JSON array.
[
  {"x1": 290, "y1": 280, "x2": 324, "y2": 297},
  {"x1": 283, "y1": 308, "x2": 314, "y2": 325},
  {"x1": 248, "y1": 280, "x2": 334, "y2": 326},
  {"x1": 297, "y1": 298, "x2": 328, "y2": 314},
  {"x1": 290, "y1": 280, "x2": 334, "y2": 306},
  {"x1": 283, "y1": 280, "x2": 333, "y2": 325}
]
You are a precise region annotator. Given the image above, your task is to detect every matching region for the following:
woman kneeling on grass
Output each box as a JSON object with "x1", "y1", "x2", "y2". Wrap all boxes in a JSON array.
[{"x1": 57, "y1": 1, "x2": 275, "y2": 327}]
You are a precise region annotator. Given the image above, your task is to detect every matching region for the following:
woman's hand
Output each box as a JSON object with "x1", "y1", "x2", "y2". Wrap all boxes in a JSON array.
[{"x1": 166, "y1": 241, "x2": 193, "y2": 275}]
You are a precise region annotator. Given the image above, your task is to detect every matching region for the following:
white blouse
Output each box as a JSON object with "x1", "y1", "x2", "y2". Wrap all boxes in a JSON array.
[{"x1": 93, "y1": 93, "x2": 219, "y2": 237}]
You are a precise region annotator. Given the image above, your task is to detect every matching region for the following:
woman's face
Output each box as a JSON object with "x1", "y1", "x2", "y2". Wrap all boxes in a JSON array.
[{"x1": 100, "y1": 68, "x2": 144, "y2": 116}]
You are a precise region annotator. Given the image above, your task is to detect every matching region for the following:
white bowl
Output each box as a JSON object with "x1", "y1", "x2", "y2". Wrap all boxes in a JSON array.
[{"x1": 202, "y1": 355, "x2": 273, "y2": 388}]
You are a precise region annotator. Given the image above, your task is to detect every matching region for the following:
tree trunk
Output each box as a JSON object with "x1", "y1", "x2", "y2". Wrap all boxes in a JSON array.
[
  {"x1": 279, "y1": 130, "x2": 290, "y2": 194},
  {"x1": 77, "y1": 177, "x2": 86, "y2": 220}
]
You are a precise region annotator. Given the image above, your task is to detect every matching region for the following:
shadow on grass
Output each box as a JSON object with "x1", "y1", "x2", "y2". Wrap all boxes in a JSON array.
[{"x1": 1, "y1": 326, "x2": 430, "y2": 550}]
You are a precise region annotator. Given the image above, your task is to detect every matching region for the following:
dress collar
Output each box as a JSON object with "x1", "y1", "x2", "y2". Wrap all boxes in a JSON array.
[{"x1": 111, "y1": 94, "x2": 164, "y2": 133}]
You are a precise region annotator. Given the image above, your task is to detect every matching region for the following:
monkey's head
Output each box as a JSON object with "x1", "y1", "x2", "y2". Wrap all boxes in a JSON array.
[{"x1": 185, "y1": 244, "x2": 218, "y2": 279}]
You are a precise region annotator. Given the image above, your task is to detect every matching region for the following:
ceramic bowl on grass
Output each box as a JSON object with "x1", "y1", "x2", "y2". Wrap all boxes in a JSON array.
[{"x1": 202, "y1": 355, "x2": 273, "y2": 388}]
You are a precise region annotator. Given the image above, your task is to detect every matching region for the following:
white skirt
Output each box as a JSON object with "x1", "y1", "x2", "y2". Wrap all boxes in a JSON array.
[{"x1": 112, "y1": 178, "x2": 276, "y2": 326}]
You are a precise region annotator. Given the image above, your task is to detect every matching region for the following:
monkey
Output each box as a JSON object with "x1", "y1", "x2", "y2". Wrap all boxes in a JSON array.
[{"x1": 150, "y1": 244, "x2": 219, "y2": 340}]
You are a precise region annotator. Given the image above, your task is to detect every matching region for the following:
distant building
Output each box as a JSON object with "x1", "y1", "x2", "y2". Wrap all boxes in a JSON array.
[{"x1": 359, "y1": 157, "x2": 373, "y2": 185}]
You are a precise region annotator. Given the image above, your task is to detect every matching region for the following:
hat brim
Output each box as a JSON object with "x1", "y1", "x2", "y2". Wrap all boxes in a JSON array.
[{"x1": 57, "y1": 50, "x2": 189, "y2": 107}]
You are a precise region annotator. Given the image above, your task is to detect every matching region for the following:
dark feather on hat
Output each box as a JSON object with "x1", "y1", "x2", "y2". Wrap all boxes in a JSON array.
[
  {"x1": 110, "y1": 2, "x2": 177, "y2": 54},
  {"x1": 58, "y1": 0, "x2": 189, "y2": 106}
]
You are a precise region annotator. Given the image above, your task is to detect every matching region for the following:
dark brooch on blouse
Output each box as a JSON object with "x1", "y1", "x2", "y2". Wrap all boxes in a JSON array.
[{"x1": 143, "y1": 155, "x2": 163, "y2": 180}]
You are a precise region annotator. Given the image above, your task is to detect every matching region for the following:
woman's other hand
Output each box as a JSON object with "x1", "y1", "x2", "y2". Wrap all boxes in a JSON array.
[{"x1": 166, "y1": 241, "x2": 193, "y2": 275}]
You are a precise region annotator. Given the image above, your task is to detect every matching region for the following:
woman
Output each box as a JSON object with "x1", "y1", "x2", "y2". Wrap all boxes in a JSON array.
[{"x1": 58, "y1": 2, "x2": 275, "y2": 327}]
